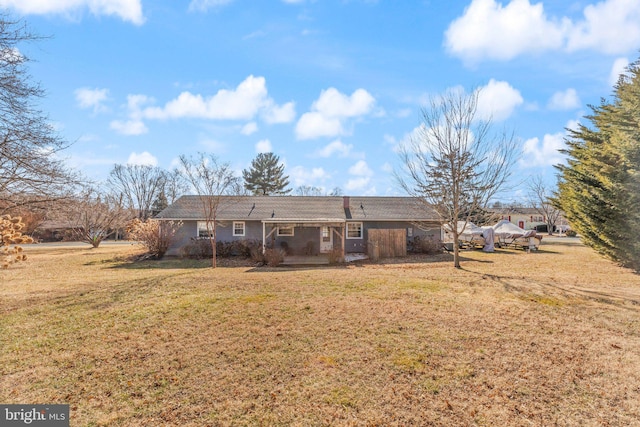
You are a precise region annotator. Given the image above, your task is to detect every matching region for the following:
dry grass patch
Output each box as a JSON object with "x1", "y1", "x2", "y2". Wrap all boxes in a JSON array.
[{"x1": 1, "y1": 238, "x2": 640, "y2": 425}]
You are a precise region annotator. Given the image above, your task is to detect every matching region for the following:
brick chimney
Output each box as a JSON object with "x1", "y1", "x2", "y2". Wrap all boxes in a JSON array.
[{"x1": 343, "y1": 196, "x2": 352, "y2": 219}]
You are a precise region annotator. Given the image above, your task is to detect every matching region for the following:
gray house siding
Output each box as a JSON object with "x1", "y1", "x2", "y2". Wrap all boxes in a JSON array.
[
  {"x1": 216, "y1": 220, "x2": 263, "y2": 242},
  {"x1": 344, "y1": 221, "x2": 441, "y2": 253},
  {"x1": 168, "y1": 221, "x2": 197, "y2": 256},
  {"x1": 168, "y1": 220, "x2": 441, "y2": 256},
  {"x1": 168, "y1": 221, "x2": 335, "y2": 256},
  {"x1": 157, "y1": 196, "x2": 442, "y2": 258}
]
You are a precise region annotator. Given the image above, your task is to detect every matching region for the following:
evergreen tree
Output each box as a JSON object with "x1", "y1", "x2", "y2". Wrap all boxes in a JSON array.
[
  {"x1": 555, "y1": 58, "x2": 640, "y2": 270},
  {"x1": 242, "y1": 153, "x2": 291, "y2": 195}
]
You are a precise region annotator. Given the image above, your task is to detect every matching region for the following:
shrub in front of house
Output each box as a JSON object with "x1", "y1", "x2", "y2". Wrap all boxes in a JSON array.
[
  {"x1": 328, "y1": 249, "x2": 344, "y2": 265},
  {"x1": 180, "y1": 239, "x2": 213, "y2": 259},
  {"x1": 127, "y1": 219, "x2": 181, "y2": 259},
  {"x1": 409, "y1": 236, "x2": 443, "y2": 255},
  {"x1": 565, "y1": 229, "x2": 577, "y2": 237},
  {"x1": 264, "y1": 248, "x2": 285, "y2": 267},
  {"x1": 180, "y1": 238, "x2": 265, "y2": 261}
]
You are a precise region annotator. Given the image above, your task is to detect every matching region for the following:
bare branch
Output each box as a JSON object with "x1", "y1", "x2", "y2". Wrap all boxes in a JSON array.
[
  {"x1": 397, "y1": 88, "x2": 516, "y2": 268},
  {"x1": 178, "y1": 153, "x2": 242, "y2": 268}
]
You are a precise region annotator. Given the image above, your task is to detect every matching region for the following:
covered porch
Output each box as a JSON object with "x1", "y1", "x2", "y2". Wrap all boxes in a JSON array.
[{"x1": 261, "y1": 218, "x2": 346, "y2": 260}]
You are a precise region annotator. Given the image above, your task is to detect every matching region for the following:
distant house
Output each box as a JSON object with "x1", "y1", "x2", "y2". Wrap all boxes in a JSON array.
[
  {"x1": 488, "y1": 207, "x2": 564, "y2": 231},
  {"x1": 156, "y1": 196, "x2": 441, "y2": 257}
]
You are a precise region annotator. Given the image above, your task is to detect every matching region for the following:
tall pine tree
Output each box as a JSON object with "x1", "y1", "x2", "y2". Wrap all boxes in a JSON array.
[
  {"x1": 555, "y1": 58, "x2": 640, "y2": 270},
  {"x1": 242, "y1": 153, "x2": 291, "y2": 195}
]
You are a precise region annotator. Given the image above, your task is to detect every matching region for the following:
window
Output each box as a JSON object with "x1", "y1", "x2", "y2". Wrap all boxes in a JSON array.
[
  {"x1": 321, "y1": 226, "x2": 330, "y2": 242},
  {"x1": 347, "y1": 222, "x2": 363, "y2": 239},
  {"x1": 197, "y1": 221, "x2": 214, "y2": 238},
  {"x1": 277, "y1": 225, "x2": 294, "y2": 236},
  {"x1": 233, "y1": 221, "x2": 245, "y2": 237}
]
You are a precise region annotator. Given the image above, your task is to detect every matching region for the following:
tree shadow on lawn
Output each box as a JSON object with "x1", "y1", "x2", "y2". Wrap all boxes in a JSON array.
[
  {"x1": 103, "y1": 248, "x2": 550, "y2": 273},
  {"x1": 245, "y1": 252, "x2": 501, "y2": 273},
  {"x1": 462, "y1": 268, "x2": 640, "y2": 311},
  {"x1": 103, "y1": 256, "x2": 214, "y2": 270}
]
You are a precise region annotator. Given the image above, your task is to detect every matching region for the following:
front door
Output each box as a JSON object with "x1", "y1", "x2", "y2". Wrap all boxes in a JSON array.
[{"x1": 320, "y1": 226, "x2": 333, "y2": 253}]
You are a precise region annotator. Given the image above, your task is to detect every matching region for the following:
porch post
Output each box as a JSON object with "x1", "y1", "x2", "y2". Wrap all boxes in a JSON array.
[
  {"x1": 342, "y1": 223, "x2": 345, "y2": 259},
  {"x1": 262, "y1": 221, "x2": 266, "y2": 254}
]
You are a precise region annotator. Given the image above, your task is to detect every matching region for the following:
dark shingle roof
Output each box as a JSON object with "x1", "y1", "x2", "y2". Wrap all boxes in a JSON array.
[{"x1": 156, "y1": 196, "x2": 438, "y2": 222}]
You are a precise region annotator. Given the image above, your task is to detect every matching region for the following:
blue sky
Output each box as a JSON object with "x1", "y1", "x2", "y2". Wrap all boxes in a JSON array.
[{"x1": 6, "y1": 0, "x2": 639, "y2": 200}]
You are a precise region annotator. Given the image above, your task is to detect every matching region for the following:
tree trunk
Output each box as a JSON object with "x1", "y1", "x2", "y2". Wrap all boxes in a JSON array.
[
  {"x1": 210, "y1": 235, "x2": 217, "y2": 268},
  {"x1": 453, "y1": 232, "x2": 461, "y2": 269}
]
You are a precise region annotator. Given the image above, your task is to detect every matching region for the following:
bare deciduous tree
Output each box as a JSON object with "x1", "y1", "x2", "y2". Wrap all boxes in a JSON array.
[
  {"x1": 179, "y1": 153, "x2": 242, "y2": 268},
  {"x1": 0, "y1": 17, "x2": 79, "y2": 212},
  {"x1": 127, "y1": 218, "x2": 181, "y2": 259},
  {"x1": 62, "y1": 187, "x2": 130, "y2": 248},
  {"x1": 398, "y1": 88, "x2": 516, "y2": 268},
  {"x1": 163, "y1": 168, "x2": 189, "y2": 205},
  {"x1": 294, "y1": 185, "x2": 324, "y2": 196},
  {"x1": 108, "y1": 164, "x2": 167, "y2": 220},
  {"x1": 528, "y1": 176, "x2": 562, "y2": 235}
]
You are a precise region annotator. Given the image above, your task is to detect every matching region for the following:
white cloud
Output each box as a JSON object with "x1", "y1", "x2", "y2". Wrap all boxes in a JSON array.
[
  {"x1": 188, "y1": 0, "x2": 234, "y2": 12},
  {"x1": 289, "y1": 166, "x2": 330, "y2": 186},
  {"x1": 345, "y1": 160, "x2": 376, "y2": 193},
  {"x1": 313, "y1": 88, "x2": 375, "y2": 118},
  {"x1": 75, "y1": 87, "x2": 109, "y2": 113},
  {"x1": 112, "y1": 76, "x2": 291, "y2": 133},
  {"x1": 141, "y1": 75, "x2": 293, "y2": 128},
  {"x1": 255, "y1": 139, "x2": 272, "y2": 153},
  {"x1": 345, "y1": 177, "x2": 371, "y2": 192},
  {"x1": 295, "y1": 87, "x2": 376, "y2": 140},
  {"x1": 547, "y1": 88, "x2": 580, "y2": 111},
  {"x1": 609, "y1": 57, "x2": 630, "y2": 86},
  {"x1": 1, "y1": 47, "x2": 22, "y2": 63},
  {"x1": 127, "y1": 151, "x2": 158, "y2": 166},
  {"x1": 381, "y1": 162, "x2": 393, "y2": 173},
  {"x1": 125, "y1": 94, "x2": 153, "y2": 112},
  {"x1": 241, "y1": 122, "x2": 258, "y2": 135},
  {"x1": 476, "y1": 79, "x2": 523, "y2": 121},
  {"x1": 315, "y1": 140, "x2": 353, "y2": 158},
  {"x1": 521, "y1": 132, "x2": 566, "y2": 167},
  {"x1": 295, "y1": 112, "x2": 344, "y2": 140},
  {"x1": 261, "y1": 101, "x2": 296, "y2": 124},
  {"x1": 0, "y1": 0, "x2": 145, "y2": 25},
  {"x1": 566, "y1": 0, "x2": 640, "y2": 54},
  {"x1": 348, "y1": 160, "x2": 373, "y2": 177},
  {"x1": 143, "y1": 76, "x2": 268, "y2": 120},
  {"x1": 110, "y1": 94, "x2": 152, "y2": 135},
  {"x1": 109, "y1": 119, "x2": 148, "y2": 135},
  {"x1": 345, "y1": 160, "x2": 374, "y2": 193},
  {"x1": 566, "y1": 119, "x2": 580, "y2": 133},
  {"x1": 199, "y1": 138, "x2": 226, "y2": 152},
  {"x1": 445, "y1": 0, "x2": 566, "y2": 63},
  {"x1": 445, "y1": 0, "x2": 640, "y2": 63}
]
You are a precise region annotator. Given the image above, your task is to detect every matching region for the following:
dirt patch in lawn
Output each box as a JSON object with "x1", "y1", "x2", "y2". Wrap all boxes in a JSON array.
[{"x1": 1, "y1": 239, "x2": 640, "y2": 426}]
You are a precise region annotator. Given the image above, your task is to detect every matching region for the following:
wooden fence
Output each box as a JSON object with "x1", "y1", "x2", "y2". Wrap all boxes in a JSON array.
[{"x1": 367, "y1": 229, "x2": 407, "y2": 261}]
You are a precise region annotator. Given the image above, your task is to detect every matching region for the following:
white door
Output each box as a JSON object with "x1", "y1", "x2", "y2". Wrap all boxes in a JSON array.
[{"x1": 320, "y1": 226, "x2": 333, "y2": 253}]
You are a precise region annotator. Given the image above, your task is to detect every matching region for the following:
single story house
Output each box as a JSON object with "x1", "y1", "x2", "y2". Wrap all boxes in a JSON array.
[
  {"x1": 488, "y1": 207, "x2": 567, "y2": 232},
  {"x1": 156, "y1": 195, "x2": 441, "y2": 257}
]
